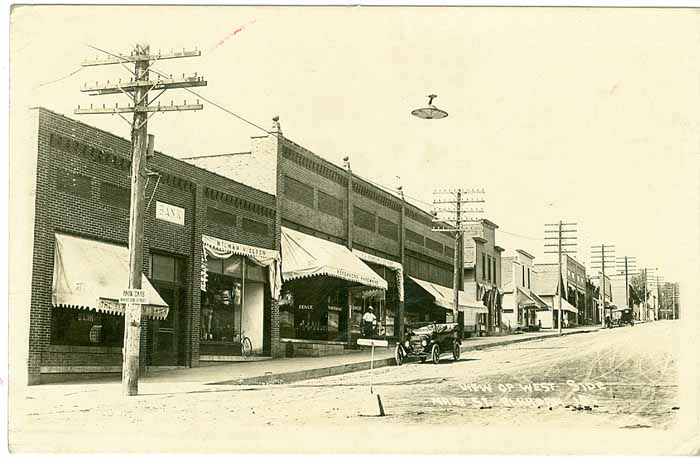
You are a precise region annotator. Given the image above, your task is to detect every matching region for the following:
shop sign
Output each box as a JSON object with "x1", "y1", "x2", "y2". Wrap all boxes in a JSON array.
[
  {"x1": 298, "y1": 304, "x2": 314, "y2": 310},
  {"x1": 120, "y1": 288, "x2": 147, "y2": 304},
  {"x1": 352, "y1": 306, "x2": 362, "y2": 312},
  {"x1": 328, "y1": 305, "x2": 342, "y2": 312},
  {"x1": 156, "y1": 201, "x2": 185, "y2": 226}
]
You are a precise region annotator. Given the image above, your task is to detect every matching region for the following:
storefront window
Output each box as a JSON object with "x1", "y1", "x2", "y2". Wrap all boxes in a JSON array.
[
  {"x1": 50, "y1": 308, "x2": 124, "y2": 347},
  {"x1": 202, "y1": 255, "x2": 267, "y2": 345},
  {"x1": 279, "y1": 278, "x2": 350, "y2": 342}
]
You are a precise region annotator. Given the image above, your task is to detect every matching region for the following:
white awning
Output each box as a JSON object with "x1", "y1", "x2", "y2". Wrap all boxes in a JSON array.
[
  {"x1": 555, "y1": 295, "x2": 579, "y2": 314},
  {"x1": 352, "y1": 248, "x2": 404, "y2": 301},
  {"x1": 408, "y1": 276, "x2": 488, "y2": 313},
  {"x1": 52, "y1": 233, "x2": 169, "y2": 320},
  {"x1": 281, "y1": 227, "x2": 387, "y2": 290}
]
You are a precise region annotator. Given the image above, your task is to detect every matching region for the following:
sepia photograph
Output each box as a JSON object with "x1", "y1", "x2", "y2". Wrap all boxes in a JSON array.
[{"x1": 6, "y1": 3, "x2": 700, "y2": 455}]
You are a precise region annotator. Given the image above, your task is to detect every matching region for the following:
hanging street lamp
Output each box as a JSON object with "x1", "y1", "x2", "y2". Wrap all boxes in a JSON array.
[{"x1": 411, "y1": 94, "x2": 448, "y2": 120}]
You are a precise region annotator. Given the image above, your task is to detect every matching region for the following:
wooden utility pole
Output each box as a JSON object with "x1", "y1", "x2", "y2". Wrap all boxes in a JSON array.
[
  {"x1": 544, "y1": 221, "x2": 577, "y2": 334},
  {"x1": 432, "y1": 188, "x2": 485, "y2": 327},
  {"x1": 591, "y1": 244, "x2": 615, "y2": 328},
  {"x1": 76, "y1": 43, "x2": 206, "y2": 396}
]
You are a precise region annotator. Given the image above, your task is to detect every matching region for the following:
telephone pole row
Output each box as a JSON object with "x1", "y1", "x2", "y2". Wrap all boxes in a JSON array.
[{"x1": 590, "y1": 244, "x2": 616, "y2": 328}]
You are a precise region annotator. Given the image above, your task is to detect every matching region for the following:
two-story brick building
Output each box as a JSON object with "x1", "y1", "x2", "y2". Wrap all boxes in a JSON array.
[
  {"x1": 19, "y1": 108, "x2": 282, "y2": 384},
  {"x1": 186, "y1": 117, "x2": 486, "y2": 354},
  {"x1": 462, "y1": 219, "x2": 504, "y2": 333}
]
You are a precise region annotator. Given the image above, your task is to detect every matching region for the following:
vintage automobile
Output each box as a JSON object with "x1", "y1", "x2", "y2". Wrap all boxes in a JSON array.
[
  {"x1": 607, "y1": 308, "x2": 635, "y2": 328},
  {"x1": 394, "y1": 322, "x2": 461, "y2": 365}
]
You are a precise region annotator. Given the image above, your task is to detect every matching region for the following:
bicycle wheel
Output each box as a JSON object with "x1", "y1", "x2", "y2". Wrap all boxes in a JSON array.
[{"x1": 241, "y1": 336, "x2": 253, "y2": 359}]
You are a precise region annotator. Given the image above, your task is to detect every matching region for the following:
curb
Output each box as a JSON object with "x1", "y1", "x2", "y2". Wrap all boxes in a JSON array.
[{"x1": 209, "y1": 328, "x2": 599, "y2": 386}]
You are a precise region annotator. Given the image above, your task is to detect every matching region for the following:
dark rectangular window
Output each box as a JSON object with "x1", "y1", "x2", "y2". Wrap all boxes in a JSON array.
[
  {"x1": 527, "y1": 268, "x2": 531, "y2": 289},
  {"x1": 493, "y1": 258, "x2": 497, "y2": 284},
  {"x1": 242, "y1": 218, "x2": 268, "y2": 236},
  {"x1": 405, "y1": 229, "x2": 424, "y2": 246},
  {"x1": 444, "y1": 246, "x2": 455, "y2": 259},
  {"x1": 51, "y1": 308, "x2": 124, "y2": 347},
  {"x1": 99, "y1": 182, "x2": 130, "y2": 209},
  {"x1": 353, "y1": 206, "x2": 375, "y2": 232},
  {"x1": 487, "y1": 255, "x2": 492, "y2": 282},
  {"x1": 377, "y1": 216, "x2": 398, "y2": 240},
  {"x1": 482, "y1": 254, "x2": 486, "y2": 280},
  {"x1": 57, "y1": 169, "x2": 91, "y2": 198},
  {"x1": 284, "y1": 175, "x2": 314, "y2": 208},
  {"x1": 207, "y1": 207, "x2": 237, "y2": 227},
  {"x1": 522, "y1": 265, "x2": 526, "y2": 286},
  {"x1": 425, "y1": 238, "x2": 443, "y2": 253},
  {"x1": 317, "y1": 191, "x2": 344, "y2": 219}
]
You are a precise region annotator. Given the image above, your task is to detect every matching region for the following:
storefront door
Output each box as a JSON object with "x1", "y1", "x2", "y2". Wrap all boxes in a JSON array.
[
  {"x1": 151, "y1": 286, "x2": 181, "y2": 366},
  {"x1": 149, "y1": 253, "x2": 186, "y2": 366}
]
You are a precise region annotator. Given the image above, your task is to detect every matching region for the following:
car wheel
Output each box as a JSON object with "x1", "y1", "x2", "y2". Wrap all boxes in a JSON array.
[
  {"x1": 394, "y1": 345, "x2": 404, "y2": 366},
  {"x1": 453, "y1": 341, "x2": 461, "y2": 361},
  {"x1": 431, "y1": 344, "x2": 440, "y2": 365}
]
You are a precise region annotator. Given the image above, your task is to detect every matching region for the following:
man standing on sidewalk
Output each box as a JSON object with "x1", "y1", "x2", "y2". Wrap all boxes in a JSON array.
[{"x1": 362, "y1": 306, "x2": 377, "y2": 338}]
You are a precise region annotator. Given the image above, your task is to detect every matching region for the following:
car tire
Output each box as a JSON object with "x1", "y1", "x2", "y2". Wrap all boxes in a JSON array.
[
  {"x1": 431, "y1": 344, "x2": 440, "y2": 365},
  {"x1": 453, "y1": 341, "x2": 460, "y2": 361},
  {"x1": 394, "y1": 345, "x2": 404, "y2": 366}
]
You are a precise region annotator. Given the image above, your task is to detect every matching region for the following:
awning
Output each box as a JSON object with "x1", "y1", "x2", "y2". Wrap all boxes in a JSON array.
[
  {"x1": 554, "y1": 296, "x2": 578, "y2": 314},
  {"x1": 201, "y1": 234, "x2": 282, "y2": 300},
  {"x1": 516, "y1": 286, "x2": 538, "y2": 309},
  {"x1": 530, "y1": 291, "x2": 551, "y2": 311},
  {"x1": 52, "y1": 234, "x2": 169, "y2": 320},
  {"x1": 352, "y1": 248, "x2": 404, "y2": 301},
  {"x1": 281, "y1": 227, "x2": 387, "y2": 290},
  {"x1": 408, "y1": 276, "x2": 488, "y2": 313}
]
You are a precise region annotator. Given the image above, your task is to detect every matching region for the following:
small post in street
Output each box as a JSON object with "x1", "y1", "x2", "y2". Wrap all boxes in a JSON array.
[{"x1": 357, "y1": 338, "x2": 388, "y2": 416}]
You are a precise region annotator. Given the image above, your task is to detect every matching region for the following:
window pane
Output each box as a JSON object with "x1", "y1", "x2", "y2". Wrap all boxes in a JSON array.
[
  {"x1": 223, "y1": 256, "x2": 243, "y2": 277},
  {"x1": 152, "y1": 253, "x2": 176, "y2": 282},
  {"x1": 206, "y1": 258, "x2": 223, "y2": 274}
]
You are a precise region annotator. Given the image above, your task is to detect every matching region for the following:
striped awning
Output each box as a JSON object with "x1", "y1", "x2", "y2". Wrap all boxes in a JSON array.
[
  {"x1": 281, "y1": 227, "x2": 387, "y2": 290},
  {"x1": 51, "y1": 233, "x2": 169, "y2": 320}
]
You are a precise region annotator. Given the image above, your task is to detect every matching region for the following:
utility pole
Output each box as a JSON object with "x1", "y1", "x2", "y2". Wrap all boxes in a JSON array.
[
  {"x1": 432, "y1": 188, "x2": 485, "y2": 328},
  {"x1": 544, "y1": 222, "x2": 577, "y2": 334},
  {"x1": 614, "y1": 255, "x2": 637, "y2": 310},
  {"x1": 591, "y1": 244, "x2": 616, "y2": 328},
  {"x1": 76, "y1": 44, "x2": 206, "y2": 396}
]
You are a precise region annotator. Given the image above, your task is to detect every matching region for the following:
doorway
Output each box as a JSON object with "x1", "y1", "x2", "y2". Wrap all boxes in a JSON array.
[{"x1": 149, "y1": 252, "x2": 187, "y2": 366}]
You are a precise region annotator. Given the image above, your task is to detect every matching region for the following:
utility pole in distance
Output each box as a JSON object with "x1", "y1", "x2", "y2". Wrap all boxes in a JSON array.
[
  {"x1": 614, "y1": 256, "x2": 637, "y2": 311},
  {"x1": 432, "y1": 188, "x2": 485, "y2": 329},
  {"x1": 590, "y1": 244, "x2": 616, "y2": 328},
  {"x1": 76, "y1": 44, "x2": 207, "y2": 396},
  {"x1": 544, "y1": 221, "x2": 577, "y2": 334}
]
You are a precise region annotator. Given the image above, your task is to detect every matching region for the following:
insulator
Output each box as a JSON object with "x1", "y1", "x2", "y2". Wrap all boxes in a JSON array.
[
  {"x1": 77, "y1": 105, "x2": 80, "y2": 109},
  {"x1": 90, "y1": 104, "x2": 93, "y2": 109},
  {"x1": 115, "y1": 103, "x2": 118, "y2": 108},
  {"x1": 196, "y1": 99, "x2": 200, "y2": 104},
  {"x1": 184, "y1": 100, "x2": 187, "y2": 105},
  {"x1": 170, "y1": 100, "x2": 173, "y2": 105}
]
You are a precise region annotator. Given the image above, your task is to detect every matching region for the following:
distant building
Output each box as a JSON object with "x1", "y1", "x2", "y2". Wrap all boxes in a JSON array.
[
  {"x1": 535, "y1": 254, "x2": 586, "y2": 324},
  {"x1": 589, "y1": 273, "x2": 613, "y2": 322},
  {"x1": 462, "y1": 220, "x2": 504, "y2": 333},
  {"x1": 501, "y1": 250, "x2": 549, "y2": 330},
  {"x1": 660, "y1": 282, "x2": 680, "y2": 320},
  {"x1": 532, "y1": 265, "x2": 577, "y2": 328}
]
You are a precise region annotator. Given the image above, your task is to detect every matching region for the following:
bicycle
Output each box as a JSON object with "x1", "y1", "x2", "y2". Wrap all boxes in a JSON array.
[{"x1": 239, "y1": 332, "x2": 253, "y2": 359}]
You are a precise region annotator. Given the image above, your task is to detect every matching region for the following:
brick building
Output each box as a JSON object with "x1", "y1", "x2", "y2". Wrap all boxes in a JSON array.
[
  {"x1": 186, "y1": 117, "x2": 485, "y2": 354},
  {"x1": 21, "y1": 108, "x2": 280, "y2": 384},
  {"x1": 462, "y1": 219, "x2": 504, "y2": 333}
]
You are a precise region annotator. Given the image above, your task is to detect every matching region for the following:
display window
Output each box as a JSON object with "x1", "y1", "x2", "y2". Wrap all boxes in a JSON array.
[
  {"x1": 279, "y1": 277, "x2": 350, "y2": 342},
  {"x1": 50, "y1": 308, "x2": 124, "y2": 347},
  {"x1": 202, "y1": 255, "x2": 266, "y2": 345}
]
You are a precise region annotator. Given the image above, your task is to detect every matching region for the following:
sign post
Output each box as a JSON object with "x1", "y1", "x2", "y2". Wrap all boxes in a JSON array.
[{"x1": 356, "y1": 338, "x2": 388, "y2": 416}]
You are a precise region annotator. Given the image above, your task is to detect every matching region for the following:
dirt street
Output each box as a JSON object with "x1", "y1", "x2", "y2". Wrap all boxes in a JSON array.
[{"x1": 9, "y1": 321, "x2": 692, "y2": 454}]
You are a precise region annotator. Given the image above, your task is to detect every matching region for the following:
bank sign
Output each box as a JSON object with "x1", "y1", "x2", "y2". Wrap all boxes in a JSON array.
[{"x1": 156, "y1": 201, "x2": 185, "y2": 226}]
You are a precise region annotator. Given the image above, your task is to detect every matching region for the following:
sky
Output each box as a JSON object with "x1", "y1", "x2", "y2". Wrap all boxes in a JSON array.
[{"x1": 9, "y1": 5, "x2": 700, "y2": 284}]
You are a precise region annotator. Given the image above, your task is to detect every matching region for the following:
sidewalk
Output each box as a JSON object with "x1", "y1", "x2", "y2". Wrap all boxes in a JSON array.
[{"x1": 138, "y1": 325, "x2": 600, "y2": 386}]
